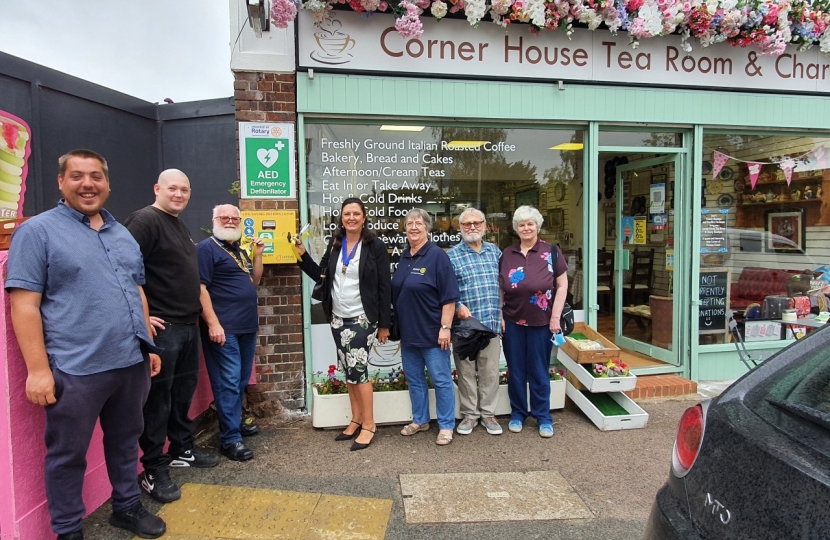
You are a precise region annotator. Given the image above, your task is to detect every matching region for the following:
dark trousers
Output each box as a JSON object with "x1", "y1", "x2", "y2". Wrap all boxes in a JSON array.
[
  {"x1": 46, "y1": 361, "x2": 150, "y2": 535},
  {"x1": 502, "y1": 320, "x2": 553, "y2": 425},
  {"x1": 139, "y1": 322, "x2": 200, "y2": 471},
  {"x1": 201, "y1": 331, "x2": 256, "y2": 446}
]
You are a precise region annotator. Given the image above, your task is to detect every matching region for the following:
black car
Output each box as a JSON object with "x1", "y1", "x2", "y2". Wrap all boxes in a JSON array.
[{"x1": 646, "y1": 326, "x2": 830, "y2": 539}]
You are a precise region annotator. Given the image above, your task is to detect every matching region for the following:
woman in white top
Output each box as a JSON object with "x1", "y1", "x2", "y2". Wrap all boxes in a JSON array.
[{"x1": 296, "y1": 198, "x2": 391, "y2": 451}]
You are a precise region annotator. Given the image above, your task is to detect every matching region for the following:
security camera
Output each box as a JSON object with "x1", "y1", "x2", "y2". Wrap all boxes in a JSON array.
[{"x1": 246, "y1": 0, "x2": 271, "y2": 38}]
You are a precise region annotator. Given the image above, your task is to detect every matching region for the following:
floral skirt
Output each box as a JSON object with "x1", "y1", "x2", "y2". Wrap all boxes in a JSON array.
[{"x1": 330, "y1": 314, "x2": 377, "y2": 384}]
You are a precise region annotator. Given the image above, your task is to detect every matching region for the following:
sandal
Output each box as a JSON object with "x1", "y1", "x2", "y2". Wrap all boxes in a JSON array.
[
  {"x1": 400, "y1": 423, "x2": 430, "y2": 436},
  {"x1": 436, "y1": 430, "x2": 453, "y2": 446},
  {"x1": 334, "y1": 421, "x2": 361, "y2": 441}
]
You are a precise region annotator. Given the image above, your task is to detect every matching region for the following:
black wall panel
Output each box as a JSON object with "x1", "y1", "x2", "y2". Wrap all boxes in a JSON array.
[{"x1": 0, "y1": 52, "x2": 235, "y2": 237}]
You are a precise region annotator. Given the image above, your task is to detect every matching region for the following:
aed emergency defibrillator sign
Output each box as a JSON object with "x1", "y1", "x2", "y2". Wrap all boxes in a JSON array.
[{"x1": 239, "y1": 122, "x2": 296, "y2": 199}]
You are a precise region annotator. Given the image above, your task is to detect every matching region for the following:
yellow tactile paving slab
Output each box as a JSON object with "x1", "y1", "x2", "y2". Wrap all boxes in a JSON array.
[
  {"x1": 151, "y1": 483, "x2": 393, "y2": 539},
  {"x1": 305, "y1": 495, "x2": 394, "y2": 539},
  {"x1": 399, "y1": 471, "x2": 593, "y2": 524}
]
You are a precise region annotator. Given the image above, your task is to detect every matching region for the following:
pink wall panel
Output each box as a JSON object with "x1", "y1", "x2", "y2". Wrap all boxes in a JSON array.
[{"x1": 1, "y1": 254, "x2": 214, "y2": 540}]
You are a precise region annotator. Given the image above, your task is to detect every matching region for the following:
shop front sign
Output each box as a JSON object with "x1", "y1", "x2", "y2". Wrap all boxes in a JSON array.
[{"x1": 299, "y1": 11, "x2": 830, "y2": 95}]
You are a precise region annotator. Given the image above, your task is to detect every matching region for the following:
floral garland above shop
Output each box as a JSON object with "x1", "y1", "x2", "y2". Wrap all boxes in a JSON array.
[{"x1": 271, "y1": 0, "x2": 830, "y2": 55}]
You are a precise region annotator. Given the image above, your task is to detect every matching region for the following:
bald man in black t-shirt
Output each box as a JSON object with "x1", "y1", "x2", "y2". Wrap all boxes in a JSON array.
[{"x1": 124, "y1": 169, "x2": 219, "y2": 504}]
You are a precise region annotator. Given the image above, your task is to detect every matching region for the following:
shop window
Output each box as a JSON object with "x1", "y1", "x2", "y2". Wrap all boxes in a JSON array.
[
  {"x1": 698, "y1": 133, "x2": 829, "y2": 346},
  {"x1": 303, "y1": 123, "x2": 585, "y2": 274}
]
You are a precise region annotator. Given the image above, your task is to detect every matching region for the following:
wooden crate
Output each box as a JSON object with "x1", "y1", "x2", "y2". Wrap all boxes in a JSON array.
[
  {"x1": 559, "y1": 322, "x2": 620, "y2": 364},
  {"x1": 558, "y1": 350, "x2": 637, "y2": 392},
  {"x1": 566, "y1": 382, "x2": 649, "y2": 431}
]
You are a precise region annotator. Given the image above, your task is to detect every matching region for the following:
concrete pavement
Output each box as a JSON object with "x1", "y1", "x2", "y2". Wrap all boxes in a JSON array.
[{"x1": 79, "y1": 393, "x2": 706, "y2": 540}]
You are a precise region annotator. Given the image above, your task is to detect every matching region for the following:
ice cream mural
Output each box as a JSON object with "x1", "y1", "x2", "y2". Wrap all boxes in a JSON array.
[{"x1": 0, "y1": 111, "x2": 31, "y2": 219}]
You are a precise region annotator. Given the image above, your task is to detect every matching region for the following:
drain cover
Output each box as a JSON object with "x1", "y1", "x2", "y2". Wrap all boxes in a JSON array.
[{"x1": 399, "y1": 470, "x2": 593, "y2": 523}]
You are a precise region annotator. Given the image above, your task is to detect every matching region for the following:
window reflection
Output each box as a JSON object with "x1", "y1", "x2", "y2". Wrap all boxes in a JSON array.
[
  {"x1": 698, "y1": 133, "x2": 829, "y2": 346},
  {"x1": 305, "y1": 123, "x2": 585, "y2": 274}
]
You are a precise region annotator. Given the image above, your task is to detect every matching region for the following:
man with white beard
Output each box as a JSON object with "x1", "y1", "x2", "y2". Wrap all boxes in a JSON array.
[
  {"x1": 197, "y1": 204, "x2": 264, "y2": 461},
  {"x1": 447, "y1": 208, "x2": 503, "y2": 436}
]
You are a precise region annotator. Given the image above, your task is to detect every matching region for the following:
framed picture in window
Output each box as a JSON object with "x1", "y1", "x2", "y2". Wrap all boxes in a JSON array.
[
  {"x1": 622, "y1": 180, "x2": 632, "y2": 213},
  {"x1": 515, "y1": 189, "x2": 538, "y2": 208},
  {"x1": 548, "y1": 208, "x2": 564, "y2": 231},
  {"x1": 605, "y1": 214, "x2": 616, "y2": 241},
  {"x1": 765, "y1": 208, "x2": 805, "y2": 253}
]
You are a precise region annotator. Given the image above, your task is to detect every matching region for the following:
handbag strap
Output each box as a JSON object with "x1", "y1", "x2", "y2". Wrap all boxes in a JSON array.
[
  {"x1": 552, "y1": 245, "x2": 570, "y2": 311},
  {"x1": 553, "y1": 245, "x2": 560, "y2": 291},
  {"x1": 319, "y1": 234, "x2": 337, "y2": 278}
]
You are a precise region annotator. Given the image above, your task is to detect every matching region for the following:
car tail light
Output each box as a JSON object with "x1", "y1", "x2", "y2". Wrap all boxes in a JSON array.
[{"x1": 672, "y1": 404, "x2": 704, "y2": 477}]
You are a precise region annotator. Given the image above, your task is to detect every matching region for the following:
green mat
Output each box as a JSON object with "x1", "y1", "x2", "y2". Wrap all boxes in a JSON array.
[
  {"x1": 582, "y1": 392, "x2": 629, "y2": 416},
  {"x1": 569, "y1": 332, "x2": 589, "y2": 340}
]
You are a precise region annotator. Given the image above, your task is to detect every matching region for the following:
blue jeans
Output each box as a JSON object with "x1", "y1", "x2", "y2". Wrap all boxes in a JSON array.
[
  {"x1": 502, "y1": 320, "x2": 553, "y2": 425},
  {"x1": 201, "y1": 331, "x2": 256, "y2": 445},
  {"x1": 401, "y1": 345, "x2": 456, "y2": 430}
]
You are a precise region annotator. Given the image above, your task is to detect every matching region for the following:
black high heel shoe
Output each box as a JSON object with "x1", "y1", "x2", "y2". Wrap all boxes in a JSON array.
[
  {"x1": 350, "y1": 427, "x2": 376, "y2": 451},
  {"x1": 334, "y1": 421, "x2": 361, "y2": 441}
]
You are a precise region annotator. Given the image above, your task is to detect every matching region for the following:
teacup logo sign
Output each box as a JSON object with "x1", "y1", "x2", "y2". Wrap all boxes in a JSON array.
[
  {"x1": 311, "y1": 19, "x2": 355, "y2": 65},
  {"x1": 239, "y1": 122, "x2": 296, "y2": 199}
]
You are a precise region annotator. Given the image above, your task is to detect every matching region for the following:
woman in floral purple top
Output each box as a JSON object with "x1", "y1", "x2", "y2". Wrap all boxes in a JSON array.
[{"x1": 499, "y1": 205, "x2": 568, "y2": 438}]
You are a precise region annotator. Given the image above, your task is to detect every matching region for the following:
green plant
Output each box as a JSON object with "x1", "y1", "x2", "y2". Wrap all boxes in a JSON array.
[
  {"x1": 371, "y1": 368, "x2": 408, "y2": 391},
  {"x1": 313, "y1": 365, "x2": 348, "y2": 395},
  {"x1": 498, "y1": 368, "x2": 564, "y2": 385},
  {"x1": 316, "y1": 367, "x2": 445, "y2": 393}
]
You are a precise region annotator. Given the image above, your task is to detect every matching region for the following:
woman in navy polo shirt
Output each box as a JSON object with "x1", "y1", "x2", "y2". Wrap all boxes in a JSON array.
[
  {"x1": 392, "y1": 208, "x2": 460, "y2": 446},
  {"x1": 499, "y1": 205, "x2": 568, "y2": 438}
]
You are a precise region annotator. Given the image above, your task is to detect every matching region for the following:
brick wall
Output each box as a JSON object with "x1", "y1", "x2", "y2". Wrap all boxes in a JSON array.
[{"x1": 234, "y1": 72, "x2": 305, "y2": 411}]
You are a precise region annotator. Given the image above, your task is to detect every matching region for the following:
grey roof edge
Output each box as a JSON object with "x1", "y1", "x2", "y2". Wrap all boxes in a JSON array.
[{"x1": 0, "y1": 51, "x2": 233, "y2": 121}]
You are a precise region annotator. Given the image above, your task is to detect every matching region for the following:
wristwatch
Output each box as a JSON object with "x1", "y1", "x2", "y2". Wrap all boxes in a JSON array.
[{"x1": 440, "y1": 324, "x2": 450, "y2": 330}]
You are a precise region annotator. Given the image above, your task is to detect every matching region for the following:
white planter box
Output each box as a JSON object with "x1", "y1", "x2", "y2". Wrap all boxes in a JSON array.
[
  {"x1": 558, "y1": 350, "x2": 637, "y2": 393},
  {"x1": 492, "y1": 379, "x2": 566, "y2": 416},
  {"x1": 311, "y1": 386, "x2": 460, "y2": 429},
  {"x1": 565, "y1": 381, "x2": 649, "y2": 431}
]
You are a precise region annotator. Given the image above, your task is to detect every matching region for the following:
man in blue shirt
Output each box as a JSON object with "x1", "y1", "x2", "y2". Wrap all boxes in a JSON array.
[
  {"x1": 198, "y1": 204, "x2": 264, "y2": 461},
  {"x1": 447, "y1": 208, "x2": 504, "y2": 436},
  {"x1": 6, "y1": 149, "x2": 166, "y2": 540}
]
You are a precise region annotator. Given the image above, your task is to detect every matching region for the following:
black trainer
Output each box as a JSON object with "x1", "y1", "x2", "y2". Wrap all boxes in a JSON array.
[
  {"x1": 139, "y1": 469, "x2": 181, "y2": 503},
  {"x1": 56, "y1": 532, "x2": 84, "y2": 540},
  {"x1": 169, "y1": 446, "x2": 220, "y2": 468},
  {"x1": 109, "y1": 504, "x2": 166, "y2": 539}
]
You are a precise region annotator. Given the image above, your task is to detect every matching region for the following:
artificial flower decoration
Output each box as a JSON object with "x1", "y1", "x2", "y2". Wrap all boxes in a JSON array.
[{"x1": 270, "y1": 0, "x2": 830, "y2": 55}]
